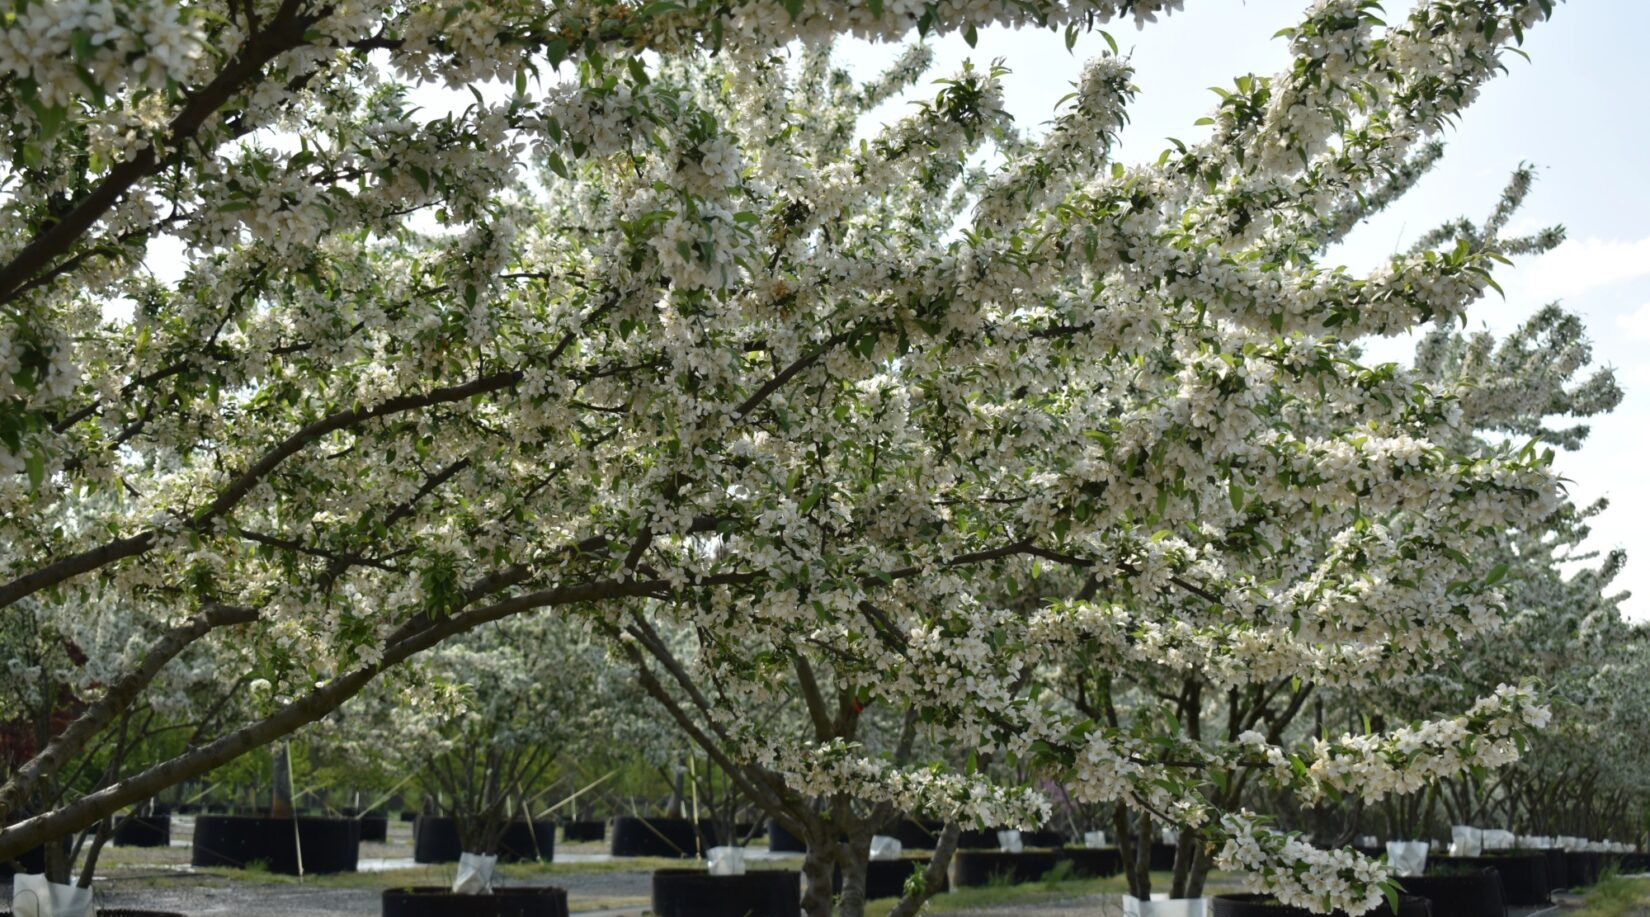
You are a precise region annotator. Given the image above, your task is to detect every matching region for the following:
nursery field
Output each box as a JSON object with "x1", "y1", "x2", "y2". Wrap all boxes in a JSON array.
[
  {"x1": 5, "y1": 2, "x2": 1650, "y2": 917},
  {"x1": 58, "y1": 817, "x2": 1190, "y2": 916},
  {"x1": 41, "y1": 815, "x2": 1650, "y2": 917}
]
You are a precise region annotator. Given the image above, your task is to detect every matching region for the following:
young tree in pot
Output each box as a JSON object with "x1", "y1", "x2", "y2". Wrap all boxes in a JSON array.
[{"x1": 342, "y1": 613, "x2": 614, "y2": 900}]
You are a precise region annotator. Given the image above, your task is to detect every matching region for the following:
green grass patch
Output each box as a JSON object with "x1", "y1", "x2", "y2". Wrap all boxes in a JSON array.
[{"x1": 1569, "y1": 875, "x2": 1650, "y2": 917}]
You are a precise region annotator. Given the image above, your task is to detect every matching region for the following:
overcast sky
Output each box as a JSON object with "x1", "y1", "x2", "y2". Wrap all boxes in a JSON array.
[{"x1": 840, "y1": 0, "x2": 1650, "y2": 619}]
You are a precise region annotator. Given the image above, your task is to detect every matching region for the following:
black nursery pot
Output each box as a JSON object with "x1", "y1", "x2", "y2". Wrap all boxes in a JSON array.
[
  {"x1": 1212, "y1": 893, "x2": 1432, "y2": 917},
  {"x1": 609, "y1": 816, "x2": 716, "y2": 858},
  {"x1": 767, "y1": 818, "x2": 807, "y2": 853},
  {"x1": 1151, "y1": 842, "x2": 1181, "y2": 872},
  {"x1": 1400, "y1": 868, "x2": 1506, "y2": 917},
  {"x1": 1564, "y1": 851, "x2": 1619, "y2": 888},
  {"x1": 357, "y1": 813, "x2": 389, "y2": 843},
  {"x1": 1535, "y1": 847, "x2": 1567, "y2": 889},
  {"x1": 381, "y1": 886, "x2": 569, "y2": 917},
  {"x1": 412, "y1": 817, "x2": 555, "y2": 864},
  {"x1": 114, "y1": 813, "x2": 172, "y2": 847},
  {"x1": 1431, "y1": 853, "x2": 1549, "y2": 906},
  {"x1": 561, "y1": 819, "x2": 606, "y2": 842},
  {"x1": 1053, "y1": 847, "x2": 1124, "y2": 878},
  {"x1": 950, "y1": 850, "x2": 1059, "y2": 887},
  {"x1": 954, "y1": 827, "x2": 1001, "y2": 850},
  {"x1": 832, "y1": 857, "x2": 947, "y2": 900},
  {"x1": 651, "y1": 869, "x2": 801, "y2": 917},
  {"x1": 400, "y1": 811, "x2": 419, "y2": 822},
  {"x1": 191, "y1": 814, "x2": 360, "y2": 874},
  {"x1": 884, "y1": 818, "x2": 945, "y2": 850},
  {"x1": 1019, "y1": 829, "x2": 1067, "y2": 849}
]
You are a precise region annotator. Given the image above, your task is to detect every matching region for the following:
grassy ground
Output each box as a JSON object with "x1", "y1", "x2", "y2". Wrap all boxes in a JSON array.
[{"x1": 1569, "y1": 876, "x2": 1650, "y2": 917}]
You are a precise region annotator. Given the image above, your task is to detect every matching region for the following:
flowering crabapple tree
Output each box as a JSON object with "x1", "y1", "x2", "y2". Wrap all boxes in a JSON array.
[
  {"x1": 600, "y1": 580, "x2": 1041, "y2": 917},
  {"x1": 1040, "y1": 170, "x2": 1620, "y2": 900},
  {"x1": 318, "y1": 614, "x2": 614, "y2": 859},
  {"x1": 0, "y1": 591, "x2": 244, "y2": 884},
  {"x1": 0, "y1": 0, "x2": 1589, "y2": 912},
  {"x1": 1343, "y1": 506, "x2": 1643, "y2": 842}
]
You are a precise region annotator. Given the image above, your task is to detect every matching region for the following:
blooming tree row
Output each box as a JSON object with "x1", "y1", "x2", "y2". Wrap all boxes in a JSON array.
[{"x1": 0, "y1": 0, "x2": 1610, "y2": 914}]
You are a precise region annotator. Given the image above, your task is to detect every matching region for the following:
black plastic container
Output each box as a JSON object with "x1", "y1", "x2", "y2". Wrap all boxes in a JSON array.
[
  {"x1": 1534, "y1": 847, "x2": 1567, "y2": 889},
  {"x1": 1054, "y1": 847, "x2": 1124, "y2": 878},
  {"x1": 832, "y1": 857, "x2": 946, "y2": 900},
  {"x1": 768, "y1": 818, "x2": 807, "y2": 853},
  {"x1": 1212, "y1": 893, "x2": 1431, "y2": 917},
  {"x1": 1430, "y1": 853, "x2": 1549, "y2": 906},
  {"x1": 1400, "y1": 869, "x2": 1506, "y2": 917},
  {"x1": 651, "y1": 869, "x2": 801, "y2": 917},
  {"x1": 1020, "y1": 829, "x2": 1066, "y2": 848},
  {"x1": 954, "y1": 827, "x2": 1001, "y2": 850},
  {"x1": 1564, "y1": 851, "x2": 1619, "y2": 888},
  {"x1": 609, "y1": 817, "x2": 716, "y2": 858},
  {"x1": 884, "y1": 818, "x2": 945, "y2": 850},
  {"x1": 113, "y1": 814, "x2": 172, "y2": 847},
  {"x1": 412, "y1": 817, "x2": 555, "y2": 864},
  {"x1": 561, "y1": 820, "x2": 605, "y2": 842},
  {"x1": 358, "y1": 813, "x2": 389, "y2": 843},
  {"x1": 191, "y1": 814, "x2": 360, "y2": 874},
  {"x1": 950, "y1": 849, "x2": 1059, "y2": 887},
  {"x1": 381, "y1": 886, "x2": 569, "y2": 917}
]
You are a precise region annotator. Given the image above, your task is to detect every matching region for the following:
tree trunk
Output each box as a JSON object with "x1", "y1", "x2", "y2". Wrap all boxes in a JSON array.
[
  {"x1": 1169, "y1": 825, "x2": 1196, "y2": 897},
  {"x1": 837, "y1": 830, "x2": 873, "y2": 917},
  {"x1": 799, "y1": 831, "x2": 836, "y2": 917},
  {"x1": 270, "y1": 743, "x2": 294, "y2": 818},
  {"x1": 885, "y1": 822, "x2": 961, "y2": 917}
]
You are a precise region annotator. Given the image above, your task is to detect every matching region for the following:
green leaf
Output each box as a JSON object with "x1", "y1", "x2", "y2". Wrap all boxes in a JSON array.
[{"x1": 25, "y1": 450, "x2": 44, "y2": 493}]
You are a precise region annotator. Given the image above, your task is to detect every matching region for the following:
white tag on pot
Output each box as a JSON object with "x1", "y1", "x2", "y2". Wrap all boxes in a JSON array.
[
  {"x1": 11, "y1": 874, "x2": 94, "y2": 917},
  {"x1": 1387, "y1": 840, "x2": 1428, "y2": 877},
  {"x1": 452, "y1": 852, "x2": 497, "y2": 894},
  {"x1": 1123, "y1": 895, "x2": 1210, "y2": 917},
  {"x1": 869, "y1": 835, "x2": 903, "y2": 861},
  {"x1": 1084, "y1": 831, "x2": 1108, "y2": 848},
  {"x1": 708, "y1": 846, "x2": 746, "y2": 876},
  {"x1": 1360, "y1": 836, "x2": 1378, "y2": 847},
  {"x1": 1449, "y1": 825, "x2": 1482, "y2": 857},
  {"x1": 1483, "y1": 829, "x2": 1515, "y2": 850},
  {"x1": 1161, "y1": 827, "x2": 1179, "y2": 846},
  {"x1": 996, "y1": 829, "x2": 1024, "y2": 853}
]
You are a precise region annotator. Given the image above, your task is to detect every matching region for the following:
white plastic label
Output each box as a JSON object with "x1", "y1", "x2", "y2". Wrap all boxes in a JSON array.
[
  {"x1": 1123, "y1": 895, "x2": 1210, "y2": 917},
  {"x1": 869, "y1": 835, "x2": 903, "y2": 861},
  {"x1": 1084, "y1": 830, "x2": 1108, "y2": 848},
  {"x1": 996, "y1": 829, "x2": 1024, "y2": 853},
  {"x1": 1449, "y1": 825, "x2": 1483, "y2": 857},
  {"x1": 11, "y1": 874, "x2": 94, "y2": 917},
  {"x1": 452, "y1": 851, "x2": 497, "y2": 894},
  {"x1": 1386, "y1": 840, "x2": 1428, "y2": 877},
  {"x1": 708, "y1": 845, "x2": 747, "y2": 876}
]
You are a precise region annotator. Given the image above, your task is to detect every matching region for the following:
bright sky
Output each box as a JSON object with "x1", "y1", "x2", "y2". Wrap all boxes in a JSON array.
[{"x1": 839, "y1": 0, "x2": 1650, "y2": 620}]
